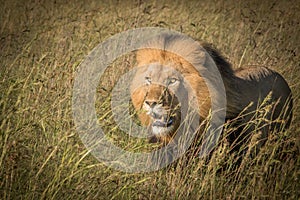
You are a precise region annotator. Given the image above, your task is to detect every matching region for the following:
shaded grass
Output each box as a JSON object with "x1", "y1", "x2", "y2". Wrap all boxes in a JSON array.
[{"x1": 1, "y1": 0, "x2": 299, "y2": 199}]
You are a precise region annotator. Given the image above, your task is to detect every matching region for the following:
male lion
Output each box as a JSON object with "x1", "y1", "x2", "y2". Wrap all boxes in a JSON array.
[{"x1": 130, "y1": 33, "x2": 293, "y2": 155}]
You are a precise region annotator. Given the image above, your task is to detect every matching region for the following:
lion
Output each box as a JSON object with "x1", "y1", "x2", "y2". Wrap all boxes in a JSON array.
[{"x1": 130, "y1": 33, "x2": 293, "y2": 155}]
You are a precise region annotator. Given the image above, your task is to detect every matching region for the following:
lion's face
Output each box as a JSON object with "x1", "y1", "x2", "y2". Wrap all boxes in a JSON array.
[
  {"x1": 131, "y1": 63, "x2": 186, "y2": 144},
  {"x1": 130, "y1": 48, "x2": 211, "y2": 145}
]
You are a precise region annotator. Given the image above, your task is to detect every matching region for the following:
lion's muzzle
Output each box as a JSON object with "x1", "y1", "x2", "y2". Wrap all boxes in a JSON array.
[
  {"x1": 143, "y1": 100, "x2": 174, "y2": 128},
  {"x1": 142, "y1": 94, "x2": 179, "y2": 139}
]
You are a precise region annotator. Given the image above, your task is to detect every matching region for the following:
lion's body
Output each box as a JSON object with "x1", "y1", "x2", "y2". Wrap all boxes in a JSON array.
[
  {"x1": 234, "y1": 66, "x2": 292, "y2": 124},
  {"x1": 130, "y1": 34, "x2": 293, "y2": 152},
  {"x1": 227, "y1": 66, "x2": 293, "y2": 153}
]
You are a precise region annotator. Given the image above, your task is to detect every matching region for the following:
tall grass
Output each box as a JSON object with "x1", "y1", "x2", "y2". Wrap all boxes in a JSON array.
[{"x1": 1, "y1": 0, "x2": 299, "y2": 199}]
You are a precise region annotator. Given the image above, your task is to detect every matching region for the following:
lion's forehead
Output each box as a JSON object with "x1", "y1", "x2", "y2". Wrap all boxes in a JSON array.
[
  {"x1": 146, "y1": 85, "x2": 176, "y2": 96},
  {"x1": 136, "y1": 64, "x2": 182, "y2": 80}
]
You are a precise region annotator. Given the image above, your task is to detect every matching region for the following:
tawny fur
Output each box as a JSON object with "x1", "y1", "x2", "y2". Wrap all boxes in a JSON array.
[{"x1": 130, "y1": 33, "x2": 293, "y2": 149}]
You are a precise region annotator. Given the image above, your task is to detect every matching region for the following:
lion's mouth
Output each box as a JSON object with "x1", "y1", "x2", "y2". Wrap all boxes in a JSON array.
[
  {"x1": 150, "y1": 116, "x2": 175, "y2": 137},
  {"x1": 152, "y1": 117, "x2": 174, "y2": 127}
]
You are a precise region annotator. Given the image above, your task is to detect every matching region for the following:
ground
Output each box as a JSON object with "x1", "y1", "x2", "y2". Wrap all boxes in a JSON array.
[{"x1": 1, "y1": 0, "x2": 299, "y2": 199}]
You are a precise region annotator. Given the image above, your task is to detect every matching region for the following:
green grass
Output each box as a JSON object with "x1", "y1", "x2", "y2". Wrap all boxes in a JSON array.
[{"x1": 1, "y1": 0, "x2": 299, "y2": 199}]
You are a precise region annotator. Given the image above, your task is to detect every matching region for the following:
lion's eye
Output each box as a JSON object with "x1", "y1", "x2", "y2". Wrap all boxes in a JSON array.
[
  {"x1": 168, "y1": 78, "x2": 178, "y2": 85},
  {"x1": 145, "y1": 77, "x2": 151, "y2": 84}
]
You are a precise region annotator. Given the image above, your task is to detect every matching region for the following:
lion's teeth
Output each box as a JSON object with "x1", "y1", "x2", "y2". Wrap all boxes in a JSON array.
[{"x1": 152, "y1": 117, "x2": 173, "y2": 127}]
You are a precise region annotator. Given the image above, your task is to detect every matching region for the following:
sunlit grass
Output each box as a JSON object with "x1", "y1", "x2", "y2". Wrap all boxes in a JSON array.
[{"x1": 0, "y1": 0, "x2": 299, "y2": 199}]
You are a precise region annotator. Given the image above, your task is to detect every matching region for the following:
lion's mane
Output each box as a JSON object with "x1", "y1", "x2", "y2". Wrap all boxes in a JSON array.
[{"x1": 130, "y1": 33, "x2": 293, "y2": 151}]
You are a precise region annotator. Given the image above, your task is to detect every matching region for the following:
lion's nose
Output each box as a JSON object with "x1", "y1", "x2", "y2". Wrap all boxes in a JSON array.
[
  {"x1": 145, "y1": 100, "x2": 160, "y2": 108},
  {"x1": 144, "y1": 100, "x2": 163, "y2": 119},
  {"x1": 145, "y1": 100, "x2": 163, "y2": 108}
]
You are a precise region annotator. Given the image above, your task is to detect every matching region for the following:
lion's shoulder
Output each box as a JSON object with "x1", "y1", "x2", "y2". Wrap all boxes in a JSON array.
[{"x1": 234, "y1": 66, "x2": 276, "y2": 81}]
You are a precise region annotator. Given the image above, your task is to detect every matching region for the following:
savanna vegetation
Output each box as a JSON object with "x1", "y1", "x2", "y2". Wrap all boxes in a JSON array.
[{"x1": 1, "y1": 0, "x2": 299, "y2": 199}]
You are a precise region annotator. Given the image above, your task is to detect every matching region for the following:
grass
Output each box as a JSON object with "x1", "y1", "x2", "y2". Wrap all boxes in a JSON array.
[{"x1": 1, "y1": 0, "x2": 299, "y2": 199}]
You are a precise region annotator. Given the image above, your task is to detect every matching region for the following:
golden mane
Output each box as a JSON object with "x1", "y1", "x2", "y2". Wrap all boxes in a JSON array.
[{"x1": 131, "y1": 33, "x2": 293, "y2": 153}]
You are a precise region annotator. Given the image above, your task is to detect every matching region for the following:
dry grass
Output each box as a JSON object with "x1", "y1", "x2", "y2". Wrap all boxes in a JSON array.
[{"x1": 1, "y1": 0, "x2": 299, "y2": 199}]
